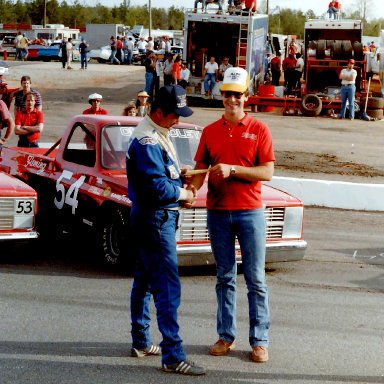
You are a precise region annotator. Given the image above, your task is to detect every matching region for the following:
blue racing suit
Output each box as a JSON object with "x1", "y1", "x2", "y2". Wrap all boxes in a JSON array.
[{"x1": 126, "y1": 115, "x2": 186, "y2": 365}]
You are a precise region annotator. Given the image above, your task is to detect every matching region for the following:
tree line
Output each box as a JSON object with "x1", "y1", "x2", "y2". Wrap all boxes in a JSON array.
[{"x1": 0, "y1": 0, "x2": 382, "y2": 38}]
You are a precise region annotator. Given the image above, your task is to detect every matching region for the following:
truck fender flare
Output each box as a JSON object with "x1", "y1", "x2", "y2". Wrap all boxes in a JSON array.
[{"x1": 300, "y1": 94, "x2": 323, "y2": 117}]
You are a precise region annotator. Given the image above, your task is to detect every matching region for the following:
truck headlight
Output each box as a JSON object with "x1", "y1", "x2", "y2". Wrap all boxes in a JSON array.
[{"x1": 282, "y1": 206, "x2": 304, "y2": 239}]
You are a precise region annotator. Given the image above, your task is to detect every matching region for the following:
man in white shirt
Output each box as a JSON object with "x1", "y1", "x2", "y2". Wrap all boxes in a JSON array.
[
  {"x1": 338, "y1": 58, "x2": 357, "y2": 120},
  {"x1": 202, "y1": 56, "x2": 218, "y2": 97},
  {"x1": 294, "y1": 53, "x2": 304, "y2": 90},
  {"x1": 179, "y1": 62, "x2": 191, "y2": 89},
  {"x1": 146, "y1": 36, "x2": 154, "y2": 52}
]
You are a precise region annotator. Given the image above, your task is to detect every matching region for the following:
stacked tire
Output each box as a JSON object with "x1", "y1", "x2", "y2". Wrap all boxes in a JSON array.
[{"x1": 359, "y1": 97, "x2": 384, "y2": 120}]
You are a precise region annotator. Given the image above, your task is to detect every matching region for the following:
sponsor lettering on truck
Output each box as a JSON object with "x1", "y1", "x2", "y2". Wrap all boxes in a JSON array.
[{"x1": 0, "y1": 115, "x2": 307, "y2": 269}]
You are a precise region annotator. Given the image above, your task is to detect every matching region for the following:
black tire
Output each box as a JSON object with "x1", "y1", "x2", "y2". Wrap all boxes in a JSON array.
[
  {"x1": 332, "y1": 40, "x2": 342, "y2": 59},
  {"x1": 367, "y1": 108, "x2": 384, "y2": 120},
  {"x1": 300, "y1": 94, "x2": 323, "y2": 116},
  {"x1": 97, "y1": 206, "x2": 130, "y2": 267},
  {"x1": 360, "y1": 97, "x2": 384, "y2": 109},
  {"x1": 309, "y1": 40, "x2": 317, "y2": 50},
  {"x1": 342, "y1": 40, "x2": 353, "y2": 59},
  {"x1": 326, "y1": 40, "x2": 334, "y2": 49},
  {"x1": 353, "y1": 41, "x2": 364, "y2": 61},
  {"x1": 316, "y1": 39, "x2": 326, "y2": 59}
]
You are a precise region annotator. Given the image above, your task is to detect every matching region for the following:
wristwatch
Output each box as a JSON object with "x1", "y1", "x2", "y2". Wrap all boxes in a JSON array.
[{"x1": 230, "y1": 166, "x2": 236, "y2": 176}]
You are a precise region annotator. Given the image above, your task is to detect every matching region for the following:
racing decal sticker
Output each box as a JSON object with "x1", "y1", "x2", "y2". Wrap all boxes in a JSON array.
[
  {"x1": 139, "y1": 137, "x2": 157, "y2": 146},
  {"x1": 111, "y1": 193, "x2": 131, "y2": 204},
  {"x1": 89, "y1": 186, "x2": 103, "y2": 196},
  {"x1": 26, "y1": 155, "x2": 46, "y2": 173},
  {"x1": 168, "y1": 164, "x2": 179, "y2": 179}
]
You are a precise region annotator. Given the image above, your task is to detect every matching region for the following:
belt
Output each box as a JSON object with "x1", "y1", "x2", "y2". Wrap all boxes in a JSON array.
[{"x1": 342, "y1": 84, "x2": 354, "y2": 86}]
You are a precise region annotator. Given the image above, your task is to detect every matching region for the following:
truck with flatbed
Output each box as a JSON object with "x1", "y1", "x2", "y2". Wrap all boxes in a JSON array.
[
  {"x1": 248, "y1": 19, "x2": 368, "y2": 116},
  {"x1": 0, "y1": 115, "x2": 307, "y2": 269}
]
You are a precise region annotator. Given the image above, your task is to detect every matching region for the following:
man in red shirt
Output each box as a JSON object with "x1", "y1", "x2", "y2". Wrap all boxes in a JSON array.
[
  {"x1": 172, "y1": 55, "x2": 182, "y2": 85},
  {"x1": 327, "y1": 0, "x2": 341, "y2": 19},
  {"x1": 15, "y1": 92, "x2": 44, "y2": 147},
  {"x1": 270, "y1": 52, "x2": 281, "y2": 86},
  {"x1": 282, "y1": 53, "x2": 297, "y2": 95},
  {"x1": 82, "y1": 93, "x2": 108, "y2": 115},
  {"x1": 188, "y1": 67, "x2": 274, "y2": 364}
]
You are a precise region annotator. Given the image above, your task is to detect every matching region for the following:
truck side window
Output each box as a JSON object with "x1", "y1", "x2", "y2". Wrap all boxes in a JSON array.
[{"x1": 63, "y1": 124, "x2": 96, "y2": 167}]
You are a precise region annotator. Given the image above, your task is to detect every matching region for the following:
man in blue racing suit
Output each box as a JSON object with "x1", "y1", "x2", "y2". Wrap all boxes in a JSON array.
[{"x1": 126, "y1": 84, "x2": 205, "y2": 376}]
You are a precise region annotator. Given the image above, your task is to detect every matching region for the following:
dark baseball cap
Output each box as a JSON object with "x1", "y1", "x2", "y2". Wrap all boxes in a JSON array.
[{"x1": 156, "y1": 85, "x2": 193, "y2": 117}]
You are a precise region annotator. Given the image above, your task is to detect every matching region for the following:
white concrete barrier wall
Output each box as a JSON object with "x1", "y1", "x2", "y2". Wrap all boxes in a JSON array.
[{"x1": 266, "y1": 176, "x2": 384, "y2": 211}]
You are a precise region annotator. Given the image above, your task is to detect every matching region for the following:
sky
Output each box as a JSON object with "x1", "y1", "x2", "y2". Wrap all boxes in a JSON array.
[{"x1": 92, "y1": 0, "x2": 384, "y2": 20}]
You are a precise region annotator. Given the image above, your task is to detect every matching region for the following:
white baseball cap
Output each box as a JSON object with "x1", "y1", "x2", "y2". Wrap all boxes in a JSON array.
[
  {"x1": 88, "y1": 93, "x2": 103, "y2": 101},
  {"x1": 220, "y1": 67, "x2": 249, "y2": 93}
]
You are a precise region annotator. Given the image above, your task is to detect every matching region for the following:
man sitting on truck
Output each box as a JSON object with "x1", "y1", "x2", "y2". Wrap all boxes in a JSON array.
[
  {"x1": 194, "y1": 0, "x2": 224, "y2": 14},
  {"x1": 327, "y1": 0, "x2": 341, "y2": 20}
]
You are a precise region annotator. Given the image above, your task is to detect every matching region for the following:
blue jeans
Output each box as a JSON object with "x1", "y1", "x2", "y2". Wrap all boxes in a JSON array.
[
  {"x1": 130, "y1": 207, "x2": 186, "y2": 365},
  {"x1": 145, "y1": 72, "x2": 154, "y2": 98},
  {"x1": 109, "y1": 49, "x2": 120, "y2": 64},
  {"x1": 339, "y1": 84, "x2": 355, "y2": 119},
  {"x1": 207, "y1": 209, "x2": 270, "y2": 347},
  {"x1": 80, "y1": 53, "x2": 87, "y2": 69},
  {"x1": 204, "y1": 73, "x2": 216, "y2": 93}
]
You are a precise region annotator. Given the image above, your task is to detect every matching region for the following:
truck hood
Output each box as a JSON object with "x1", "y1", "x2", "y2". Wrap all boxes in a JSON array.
[{"x1": 0, "y1": 172, "x2": 37, "y2": 197}]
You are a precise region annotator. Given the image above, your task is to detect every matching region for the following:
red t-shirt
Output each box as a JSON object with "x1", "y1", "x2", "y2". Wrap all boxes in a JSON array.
[
  {"x1": 116, "y1": 39, "x2": 123, "y2": 49},
  {"x1": 82, "y1": 107, "x2": 108, "y2": 115},
  {"x1": 244, "y1": 0, "x2": 256, "y2": 11},
  {"x1": 194, "y1": 113, "x2": 275, "y2": 210},
  {"x1": 15, "y1": 109, "x2": 44, "y2": 142},
  {"x1": 172, "y1": 62, "x2": 181, "y2": 81}
]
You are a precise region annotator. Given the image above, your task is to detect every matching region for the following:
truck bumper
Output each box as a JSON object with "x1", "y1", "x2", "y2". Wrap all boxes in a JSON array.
[{"x1": 176, "y1": 240, "x2": 308, "y2": 267}]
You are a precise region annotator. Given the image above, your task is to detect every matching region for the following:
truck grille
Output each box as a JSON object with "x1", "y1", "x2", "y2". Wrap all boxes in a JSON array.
[
  {"x1": 0, "y1": 198, "x2": 16, "y2": 230},
  {"x1": 179, "y1": 207, "x2": 285, "y2": 241}
]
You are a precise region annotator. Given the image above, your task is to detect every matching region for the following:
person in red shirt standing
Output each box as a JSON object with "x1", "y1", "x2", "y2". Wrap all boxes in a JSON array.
[
  {"x1": 270, "y1": 52, "x2": 281, "y2": 86},
  {"x1": 82, "y1": 93, "x2": 109, "y2": 115},
  {"x1": 14, "y1": 93, "x2": 44, "y2": 147},
  {"x1": 188, "y1": 67, "x2": 274, "y2": 364},
  {"x1": 172, "y1": 55, "x2": 182, "y2": 85},
  {"x1": 282, "y1": 52, "x2": 297, "y2": 95}
]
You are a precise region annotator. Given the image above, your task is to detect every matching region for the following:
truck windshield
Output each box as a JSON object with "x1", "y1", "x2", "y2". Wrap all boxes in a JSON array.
[{"x1": 101, "y1": 125, "x2": 201, "y2": 170}]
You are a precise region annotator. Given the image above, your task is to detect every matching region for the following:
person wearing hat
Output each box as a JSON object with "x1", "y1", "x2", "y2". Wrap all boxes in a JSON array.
[
  {"x1": 126, "y1": 85, "x2": 205, "y2": 376},
  {"x1": 83, "y1": 93, "x2": 108, "y2": 115},
  {"x1": 135, "y1": 90, "x2": 151, "y2": 117},
  {"x1": 339, "y1": 58, "x2": 357, "y2": 120},
  {"x1": 188, "y1": 67, "x2": 274, "y2": 364}
]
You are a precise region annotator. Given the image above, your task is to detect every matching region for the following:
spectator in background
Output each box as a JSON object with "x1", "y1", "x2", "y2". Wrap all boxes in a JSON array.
[
  {"x1": 270, "y1": 52, "x2": 281, "y2": 86},
  {"x1": 137, "y1": 37, "x2": 147, "y2": 54},
  {"x1": 327, "y1": 0, "x2": 341, "y2": 20},
  {"x1": 135, "y1": 90, "x2": 151, "y2": 117},
  {"x1": 179, "y1": 62, "x2": 191, "y2": 89},
  {"x1": 109, "y1": 36, "x2": 120, "y2": 65},
  {"x1": 126, "y1": 36, "x2": 135, "y2": 65},
  {"x1": 14, "y1": 31, "x2": 23, "y2": 61},
  {"x1": 79, "y1": 37, "x2": 89, "y2": 70},
  {"x1": 294, "y1": 52, "x2": 304, "y2": 90},
  {"x1": 66, "y1": 37, "x2": 74, "y2": 70},
  {"x1": 144, "y1": 51, "x2": 157, "y2": 100},
  {"x1": 15, "y1": 93, "x2": 44, "y2": 148},
  {"x1": 146, "y1": 36, "x2": 154, "y2": 52},
  {"x1": 282, "y1": 52, "x2": 297, "y2": 95},
  {"x1": 83, "y1": 93, "x2": 108, "y2": 115},
  {"x1": 19, "y1": 34, "x2": 30, "y2": 61},
  {"x1": 163, "y1": 53, "x2": 174, "y2": 86},
  {"x1": 122, "y1": 102, "x2": 138, "y2": 116},
  {"x1": 0, "y1": 99, "x2": 15, "y2": 147},
  {"x1": 60, "y1": 37, "x2": 68, "y2": 69},
  {"x1": 369, "y1": 41, "x2": 376, "y2": 52},
  {"x1": 116, "y1": 36, "x2": 123, "y2": 63},
  {"x1": 172, "y1": 55, "x2": 182, "y2": 85},
  {"x1": 13, "y1": 75, "x2": 42, "y2": 116},
  {"x1": 203, "y1": 56, "x2": 219, "y2": 97},
  {"x1": 218, "y1": 57, "x2": 233, "y2": 81}
]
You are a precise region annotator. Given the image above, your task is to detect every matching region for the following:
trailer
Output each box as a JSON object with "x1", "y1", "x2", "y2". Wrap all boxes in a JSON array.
[
  {"x1": 182, "y1": 9, "x2": 269, "y2": 103},
  {"x1": 248, "y1": 19, "x2": 368, "y2": 116}
]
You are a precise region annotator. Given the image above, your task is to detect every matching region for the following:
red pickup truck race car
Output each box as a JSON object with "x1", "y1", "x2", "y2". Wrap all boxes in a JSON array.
[
  {"x1": 0, "y1": 115, "x2": 307, "y2": 268},
  {"x1": 0, "y1": 171, "x2": 38, "y2": 241}
]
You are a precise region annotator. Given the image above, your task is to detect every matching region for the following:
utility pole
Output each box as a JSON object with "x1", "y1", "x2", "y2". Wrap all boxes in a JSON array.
[
  {"x1": 149, "y1": 0, "x2": 152, "y2": 39},
  {"x1": 44, "y1": 0, "x2": 47, "y2": 27}
]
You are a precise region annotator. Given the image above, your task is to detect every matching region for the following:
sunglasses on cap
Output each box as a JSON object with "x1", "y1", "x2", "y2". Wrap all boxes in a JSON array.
[{"x1": 221, "y1": 91, "x2": 244, "y2": 99}]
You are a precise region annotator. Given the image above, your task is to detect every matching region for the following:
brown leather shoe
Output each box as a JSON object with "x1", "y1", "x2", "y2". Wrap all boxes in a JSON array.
[
  {"x1": 209, "y1": 339, "x2": 235, "y2": 356},
  {"x1": 250, "y1": 346, "x2": 269, "y2": 363}
]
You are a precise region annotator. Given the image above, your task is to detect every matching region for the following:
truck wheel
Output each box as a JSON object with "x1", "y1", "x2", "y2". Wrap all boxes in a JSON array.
[
  {"x1": 360, "y1": 97, "x2": 384, "y2": 109},
  {"x1": 309, "y1": 40, "x2": 317, "y2": 49},
  {"x1": 326, "y1": 40, "x2": 334, "y2": 49},
  {"x1": 300, "y1": 94, "x2": 323, "y2": 117},
  {"x1": 353, "y1": 41, "x2": 364, "y2": 60},
  {"x1": 97, "y1": 206, "x2": 130, "y2": 267},
  {"x1": 316, "y1": 40, "x2": 326, "y2": 59},
  {"x1": 342, "y1": 40, "x2": 353, "y2": 59}
]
